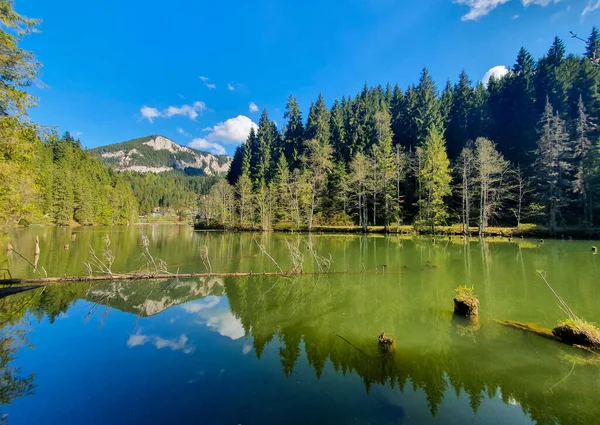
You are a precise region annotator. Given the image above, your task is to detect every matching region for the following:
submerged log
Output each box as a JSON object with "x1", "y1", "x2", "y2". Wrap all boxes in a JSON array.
[{"x1": 496, "y1": 320, "x2": 600, "y2": 354}]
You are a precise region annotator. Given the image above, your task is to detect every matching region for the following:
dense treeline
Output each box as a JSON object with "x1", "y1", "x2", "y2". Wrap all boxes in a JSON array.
[
  {"x1": 123, "y1": 172, "x2": 219, "y2": 215},
  {"x1": 1, "y1": 128, "x2": 138, "y2": 226},
  {"x1": 0, "y1": 3, "x2": 174, "y2": 227},
  {"x1": 211, "y1": 30, "x2": 600, "y2": 234}
]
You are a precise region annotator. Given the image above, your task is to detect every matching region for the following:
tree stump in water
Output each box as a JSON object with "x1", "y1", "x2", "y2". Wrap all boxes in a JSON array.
[
  {"x1": 553, "y1": 322, "x2": 600, "y2": 350},
  {"x1": 378, "y1": 332, "x2": 395, "y2": 356},
  {"x1": 453, "y1": 296, "x2": 480, "y2": 317}
]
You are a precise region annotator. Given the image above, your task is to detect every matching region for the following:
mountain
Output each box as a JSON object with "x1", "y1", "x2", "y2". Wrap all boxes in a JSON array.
[{"x1": 90, "y1": 135, "x2": 232, "y2": 175}]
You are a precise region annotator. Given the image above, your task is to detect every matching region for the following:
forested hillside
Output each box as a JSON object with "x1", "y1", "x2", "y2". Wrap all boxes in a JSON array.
[{"x1": 210, "y1": 30, "x2": 600, "y2": 233}]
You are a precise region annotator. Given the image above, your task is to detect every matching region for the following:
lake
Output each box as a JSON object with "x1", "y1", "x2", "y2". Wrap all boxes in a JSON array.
[{"x1": 1, "y1": 226, "x2": 600, "y2": 425}]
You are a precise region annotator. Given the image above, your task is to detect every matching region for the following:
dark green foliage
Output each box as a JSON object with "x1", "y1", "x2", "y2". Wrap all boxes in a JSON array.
[{"x1": 124, "y1": 171, "x2": 218, "y2": 215}]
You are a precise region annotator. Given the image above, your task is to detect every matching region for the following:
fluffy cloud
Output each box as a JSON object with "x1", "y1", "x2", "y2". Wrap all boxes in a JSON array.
[
  {"x1": 206, "y1": 83, "x2": 216, "y2": 90},
  {"x1": 199, "y1": 76, "x2": 209, "y2": 82},
  {"x1": 189, "y1": 139, "x2": 227, "y2": 155},
  {"x1": 582, "y1": 0, "x2": 600, "y2": 15},
  {"x1": 227, "y1": 83, "x2": 235, "y2": 91},
  {"x1": 456, "y1": 0, "x2": 561, "y2": 20},
  {"x1": 206, "y1": 115, "x2": 258, "y2": 144},
  {"x1": 140, "y1": 106, "x2": 161, "y2": 123},
  {"x1": 205, "y1": 311, "x2": 245, "y2": 340},
  {"x1": 127, "y1": 331, "x2": 195, "y2": 354},
  {"x1": 482, "y1": 65, "x2": 510, "y2": 87},
  {"x1": 249, "y1": 102, "x2": 259, "y2": 113},
  {"x1": 140, "y1": 102, "x2": 206, "y2": 123},
  {"x1": 181, "y1": 296, "x2": 245, "y2": 340}
]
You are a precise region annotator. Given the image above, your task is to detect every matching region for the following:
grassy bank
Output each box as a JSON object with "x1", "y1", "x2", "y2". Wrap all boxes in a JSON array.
[{"x1": 194, "y1": 222, "x2": 600, "y2": 239}]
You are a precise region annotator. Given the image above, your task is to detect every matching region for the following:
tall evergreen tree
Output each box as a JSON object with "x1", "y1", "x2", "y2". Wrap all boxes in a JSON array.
[
  {"x1": 283, "y1": 95, "x2": 305, "y2": 169},
  {"x1": 306, "y1": 93, "x2": 330, "y2": 145},
  {"x1": 533, "y1": 100, "x2": 572, "y2": 232},
  {"x1": 447, "y1": 70, "x2": 473, "y2": 158},
  {"x1": 415, "y1": 68, "x2": 442, "y2": 144},
  {"x1": 417, "y1": 127, "x2": 452, "y2": 231}
]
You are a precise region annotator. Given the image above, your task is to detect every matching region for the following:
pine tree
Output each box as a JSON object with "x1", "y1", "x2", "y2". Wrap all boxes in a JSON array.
[
  {"x1": 373, "y1": 110, "x2": 395, "y2": 228},
  {"x1": 330, "y1": 98, "x2": 347, "y2": 162},
  {"x1": 283, "y1": 95, "x2": 304, "y2": 170},
  {"x1": 440, "y1": 80, "x2": 453, "y2": 132},
  {"x1": 585, "y1": 26, "x2": 600, "y2": 62},
  {"x1": 390, "y1": 84, "x2": 404, "y2": 146},
  {"x1": 415, "y1": 68, "x2": 442, "y2": 144},
  {"x1": 447, "y1": 70, "x2": 473, "y2": 158},
  {"x1": 572, "y1": 96, "x2": 595, "y2": 225},
  {"x1": 417, "y1": 127, "x2": 452, "y2": 231},
  {"x1": 306, "y1": 93, "x2": 330, "y2": 145},
  {"x1": 534, "y1": 100, "x2": 572, "y2": 232}
]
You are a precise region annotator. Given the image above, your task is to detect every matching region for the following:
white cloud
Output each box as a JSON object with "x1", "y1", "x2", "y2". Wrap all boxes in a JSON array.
[
  {"x1": 456, "y1": 0, "x2": 561, "y2": 20},
  {"x1": 177, "y1": 127, "x2": 191, "y2": 137},
  {"x1": 482, "y1": 65, "x2": 510, "y2": 87},
  {"x1": 204, "y1": 115, "x2": 258, "y2": 144},
  {"x1": 249, "y1": 102, "x2": 259, "y2": 113},
  {"x1": 72, "y1": 131, "x2": 83, "y2": 137},
  {"x1": 242, "y1": 343, "x2": 253, "y2": 355},
  {"x1": 227, "y1": 83, "x2": 235, "y2": 91},
  {"x1": 206, "y1": 83, "x2": 216, "y2": 90},
  {"x1": 181, "y1": 295, "x2": 245, "y2": 340},
  {"x1": 141, "y1": 102, "x2": 206, "y2": 123},
  {"x1": 199, "y1": 76, "x2": 209, "y2": 82},
  {"x1": 512, "y1": 14, "x2": 520, "y2": 18},
  {"x1": 189, "y1": 139, "x2": 227, "y2": 155},
  {"x1": 455, "y1": 0, "x2": 510, "y2": 21},
  {"x1": 165, "y1": 101, "x2": 206, "y2": 120},
  {"x1": 127, "y1": 333, "x2": 148, "y2": 347},
  {"x1": 127, "y1": 332, "x2": 195, "y2": 353},
  {"x1": 582, "y1": 0, "x2": 600, "y2": 15},
  {"x1": 141, "y1": 106, "x2": 161, "y2": 123},
  {"x1": 205, "y1": 311, "x2": 245, "y2": 340}
]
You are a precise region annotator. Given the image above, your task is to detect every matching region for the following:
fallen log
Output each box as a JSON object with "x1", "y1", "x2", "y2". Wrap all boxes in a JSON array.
[
  {"x1": 19, "y1": 269, "x2": 405, "y2": 285},
  {"x1": 495, "y1": 319, "x2": 600, "y2": 354}
]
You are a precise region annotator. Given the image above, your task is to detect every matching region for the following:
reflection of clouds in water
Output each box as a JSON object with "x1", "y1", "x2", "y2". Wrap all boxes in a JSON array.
[
  {"x1": 182, "y1": 296, "x2": 220, "y2": 313},
  {"x1": 182, "y1": 296, "x2": 245, "y2": 340},
  {"x1": 242, "y1": 343, "x2": 252, "y2": 355},
  {"x1": 205, "y1": 311, "x2": 245, "y2": 340},
  {"x1": 127, "y1": 331, "x2": 195, "y2": 354}
]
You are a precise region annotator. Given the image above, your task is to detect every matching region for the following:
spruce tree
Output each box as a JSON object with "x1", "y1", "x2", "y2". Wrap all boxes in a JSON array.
[
  {"x1": 533, "y1": 100, "x2": 571, "y2": 232},
  {"x1": 415, "y1": 68, "x2": 442, "y2": 144},
  {"x1": 283, "y1": 95, "x2": 304, "y2": 169},
  {"x1": 417, "y1": 127, "x2": 452, "y2": 231},
  {"x1": 447, "y1": 70, "x2": 473, "y2": 158}
]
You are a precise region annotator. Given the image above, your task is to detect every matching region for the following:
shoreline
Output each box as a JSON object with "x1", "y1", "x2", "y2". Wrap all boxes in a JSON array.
[{"x1": 193, "y1": 223, "x2": 600, "y2": 239}]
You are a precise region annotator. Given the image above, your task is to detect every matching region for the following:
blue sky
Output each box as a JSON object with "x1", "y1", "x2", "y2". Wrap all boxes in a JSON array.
[{"x1": 18, "y1": 0, "x2": 600, "y2": 156}]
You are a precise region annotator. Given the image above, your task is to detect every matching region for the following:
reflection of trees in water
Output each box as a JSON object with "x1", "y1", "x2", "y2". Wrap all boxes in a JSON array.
[
  {"x1": 0, "y1": 285, "x2": 87, "y2": 422},
  {"x1": 226, "y1": 275, "x2": 600, "y2": 425},
  {"x1": 0, "y1": 331, "x2": 35, "y2": 424}
]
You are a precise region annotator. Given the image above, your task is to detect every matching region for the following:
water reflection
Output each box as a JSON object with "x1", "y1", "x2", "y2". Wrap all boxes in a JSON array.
[{"x1": 1, "y1": 236, "x2": 600, "y2": 424}]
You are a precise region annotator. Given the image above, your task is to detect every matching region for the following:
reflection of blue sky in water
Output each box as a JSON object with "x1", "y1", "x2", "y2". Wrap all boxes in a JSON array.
[{"x1": 181, "y1": 296, "x2": 245, "y2": 340}]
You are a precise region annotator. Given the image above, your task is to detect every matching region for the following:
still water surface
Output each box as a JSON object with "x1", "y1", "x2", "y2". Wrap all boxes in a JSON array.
[{"x1": 1, "y1": 226, "x2": 600, "y2": 424}]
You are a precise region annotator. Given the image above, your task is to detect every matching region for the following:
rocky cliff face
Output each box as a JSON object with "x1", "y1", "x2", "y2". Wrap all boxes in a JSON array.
[{"x1": 91, "y1": 135, "x2": 232, "y2": 175}]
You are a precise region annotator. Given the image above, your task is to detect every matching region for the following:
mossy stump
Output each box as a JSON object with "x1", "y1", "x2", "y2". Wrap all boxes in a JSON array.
[
  {"x1": 552, "y1": 321, "x2": 600, "y2": 350},
  {"x1": 453, "y1": 296, "x2": 480, "y2": 317}
]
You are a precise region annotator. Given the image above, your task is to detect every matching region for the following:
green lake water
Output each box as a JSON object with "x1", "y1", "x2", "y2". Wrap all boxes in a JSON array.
[{"x1": 1, "y1": 226, "x2": 600, "y2": 424}]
